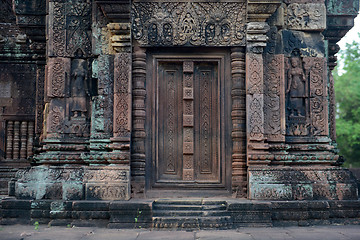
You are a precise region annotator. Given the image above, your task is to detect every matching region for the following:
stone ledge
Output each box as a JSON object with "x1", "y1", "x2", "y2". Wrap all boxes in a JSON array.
[{"x1": 1, "y1": 198, "x2": 359, "y2": 229}]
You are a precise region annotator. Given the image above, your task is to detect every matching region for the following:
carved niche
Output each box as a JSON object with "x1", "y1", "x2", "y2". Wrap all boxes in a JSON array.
[
  {"x1": 285, "y1": 55, "x2": 328, "y2": 137},
  {"x1": 131, "y1": 2, "x2": 246, "y2": 47}
]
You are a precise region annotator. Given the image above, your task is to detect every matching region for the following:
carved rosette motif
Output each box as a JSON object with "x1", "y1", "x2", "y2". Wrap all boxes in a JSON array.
[{"x1": 131, "y1": 2, "x2": 246, "y2": 47}]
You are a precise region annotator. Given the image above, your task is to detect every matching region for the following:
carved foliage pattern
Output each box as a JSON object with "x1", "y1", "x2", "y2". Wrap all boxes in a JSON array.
[
  {"x1": 264, "y1": 55, "x2": 285, "y2": 141},
  {"x1": 166, "y1": 71, "x2": 176, "y2": 173},
  {"x1": 50, "y1": 1, "x2": 91, "y2": 57},
  {"x1": 114, "y1": 53, "x2": 131, "y2": 138},
  {"x1": 49, "y1": 58, "x2": 65, "y2": 97},
  {"x1": 247, "y1": 54, "x2": 264, "y2": 141},
  {"x1": 199, "y1": 71, "x2": 211, "y2": 173},
  {"x1": 132, "y1": 2, "x2": 246, "y2": 47}
]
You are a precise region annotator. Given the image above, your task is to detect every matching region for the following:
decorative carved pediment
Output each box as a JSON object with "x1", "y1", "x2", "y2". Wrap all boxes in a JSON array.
[{"x1": 131, "y1": 2, "x2": 246, "y2": 47}]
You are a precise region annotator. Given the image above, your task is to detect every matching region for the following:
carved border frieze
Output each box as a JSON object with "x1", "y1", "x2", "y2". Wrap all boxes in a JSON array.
[{"x1": 131, "y1": 2, "x2": 246, "y2": 47}]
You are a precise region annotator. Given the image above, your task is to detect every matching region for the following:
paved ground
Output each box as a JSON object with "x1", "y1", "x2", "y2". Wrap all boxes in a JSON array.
[{"x1": 0, "y1": 225, "x2": 360, "y2": 240}]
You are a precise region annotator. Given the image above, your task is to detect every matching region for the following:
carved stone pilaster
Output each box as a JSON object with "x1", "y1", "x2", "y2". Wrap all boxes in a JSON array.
[
  {"x1": 246, "y1": 22, "x2": 270, "y2": 167},
  {"x1": 131, "y1": 46, "x2": 146, "y2": 196},
  {"x1": 231, "y1": 47, "x2": 247, "y2": 198},
  {"x1": 106, "y1": 23, "x2": 132, "y2": 165}
]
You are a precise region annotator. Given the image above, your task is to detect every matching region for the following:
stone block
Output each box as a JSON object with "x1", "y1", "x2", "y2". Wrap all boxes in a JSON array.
[
  {"x1": 249, "y1": 183, "x2": 292, "y2": 200},
  {"x1": 30, "y1": 209, "x2": 51, "y2": 219},
  {"x1": 62, "y1": 182, "x2": 84, "y2": 200},
  {"x1": 72, "y1": 201, "x2": 110, "y2": 211},
  {"x1": 85, "y1": 183, "x2": 130, "y2": 200},
  {"x1": 286, "y1": 3, "x2": 326, "y2": 31},
  {"x1": 1, "y1": 199, "x2": 31, "y2": 209}
]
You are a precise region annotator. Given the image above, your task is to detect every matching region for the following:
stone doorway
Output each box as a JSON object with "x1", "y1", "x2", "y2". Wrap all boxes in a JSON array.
[{"x1": 146, "y1": 50, "x2": 232, "y2": 194}]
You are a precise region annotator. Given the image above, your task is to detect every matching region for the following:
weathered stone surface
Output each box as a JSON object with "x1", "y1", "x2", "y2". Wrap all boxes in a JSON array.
[
  {"x1": 248, "y1": 167, "x2": 358, "y2": 200},
  {"x1": 14, "y1": 165, "x2": 130, "y2": 201}
]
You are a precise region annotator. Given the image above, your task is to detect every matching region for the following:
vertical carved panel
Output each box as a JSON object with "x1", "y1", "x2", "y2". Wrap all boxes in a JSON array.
[
  {"x1": 231, "y1": 47, "x2": 247, "y2": 197},
  {"x1": 113, "y1": 53, "x2": 132, "y2": 139},
  {"x1": 20, "y1": 121, "x2": 27, "y2": 159},
  {"x1": 246, "y1": 54, "x2": 264, "y2": 141},
  {"x1": 165, "y1": 70, "x2": 177, "y2": 173},
  {"x1": 13, "y1": 121, "x2": 20, "y2": 159},
  {"x1": 199, "y1": 70, "x2": 212, "y2": 173},
  {"x1": 264, "y1": 55, "x2": 285, "y2": 142},
  {"x1": 194, "y1": 62, "x2": 219, "y2": 182},
  {"x1": 131, "y1": 47, "x2": 147, "y2": 193},
  {"x1": 6, "y1": 121, "x2": 14, "y2": 159},
  {"x1": 182, "y1": 61, "x2": 194, "y2": 181},
  {"x1": 158, "y1": 64, "x2": 183, "y2": 179},
  {"x1": 48, "y1": 58, "x2": 66, "y2": 98}
]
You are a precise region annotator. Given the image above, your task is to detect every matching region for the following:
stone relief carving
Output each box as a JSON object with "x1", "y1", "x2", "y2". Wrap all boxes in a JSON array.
[
  {"x1": 285, "y1": 55, "x2": 328, "y2": 137},
  {"x1": 131, "y1": 2, "x2": 246, "y2": 47},
  {"x1": 49, "y1": 1, "x2": 92, "y2": 57},
  {"x1": 286, "y1": 57, "x2": 307, "y2": 118},
  {"x1": 113, "y1": 53, "x2": 132, "y2": 138},
  {"x1": 264, "y1": 55, "x2": 285, "y2": 141},
  {"x1": 70, "y1": 58, "x2": 89, "y2": 118},
  {"x1": 49, "y1": 58, "x2": 66, "y2": 98},
  {"x1": 286, "y1": 3, "x2": 326, "y2": 31}
]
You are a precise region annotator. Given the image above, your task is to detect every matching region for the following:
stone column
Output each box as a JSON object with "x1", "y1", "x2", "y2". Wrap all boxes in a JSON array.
[
  {"x1": 131, "y1": 45, "x2": 146, "y2": 197},
  {"x1": 231, "y1": 47, "x2": 247, "y2": 197}
]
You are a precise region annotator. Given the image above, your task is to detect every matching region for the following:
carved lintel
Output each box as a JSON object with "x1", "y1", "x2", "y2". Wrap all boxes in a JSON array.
[
  {"x1": 131, "y1": 2, "x2": 246, "y2": 47},
  {"x1": 247, "y1": 0, "x2": 282, "y2": 22}
]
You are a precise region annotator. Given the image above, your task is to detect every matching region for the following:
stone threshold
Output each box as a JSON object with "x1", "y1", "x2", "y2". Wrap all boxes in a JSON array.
[{"x1": 1, "y1": 197, "x2": 359, "y2": 229}]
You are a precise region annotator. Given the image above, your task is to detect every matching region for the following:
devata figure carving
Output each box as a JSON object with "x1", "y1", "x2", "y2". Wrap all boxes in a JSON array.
[
  {"x1": 70, "y1": 58, "x2": 89, "y2": 119},
  {"x1": 286, "y1": 57, "x2": 307, "y2": 117}
]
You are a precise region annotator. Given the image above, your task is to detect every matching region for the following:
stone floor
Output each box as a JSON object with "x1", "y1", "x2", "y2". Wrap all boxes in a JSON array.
[{"x1": 1, "y1": 224, "x2": 360, "y2": 240}]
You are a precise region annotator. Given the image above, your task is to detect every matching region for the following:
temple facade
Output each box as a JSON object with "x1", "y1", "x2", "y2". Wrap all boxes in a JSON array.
[{"x1": 0, "y1": 0, "x2": 359, "y2": 202}]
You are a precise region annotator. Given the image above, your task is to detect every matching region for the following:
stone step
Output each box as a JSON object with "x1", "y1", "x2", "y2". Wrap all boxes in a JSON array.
[
  {"x1": 153, "y1": 210, "x2": 229, "y2": 217},
  {"x1": 153, "y1": 199, "x2": 227, "y2": 205},
  {"x1": 152, "y1": 216, "x2": 233, "y2": 229},
  {"x1": 153, "y1": 204, "x2": 227, "y2": 211}
]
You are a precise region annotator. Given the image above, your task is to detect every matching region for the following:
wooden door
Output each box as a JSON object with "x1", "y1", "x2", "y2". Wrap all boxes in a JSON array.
[{"x1": 153, "y1": 58, "x2": 223, "y2": 187}]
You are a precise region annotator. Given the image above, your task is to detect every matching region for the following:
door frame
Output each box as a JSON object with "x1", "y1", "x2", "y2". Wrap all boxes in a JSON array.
[{"x1": 145, "y1": 48, "x2": 232, "y2": 195}]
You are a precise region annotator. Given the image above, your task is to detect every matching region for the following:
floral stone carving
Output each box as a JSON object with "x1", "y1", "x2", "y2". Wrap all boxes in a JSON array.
[{"x1": 132, "y1": 2, "x2": 246, "y2": 47}]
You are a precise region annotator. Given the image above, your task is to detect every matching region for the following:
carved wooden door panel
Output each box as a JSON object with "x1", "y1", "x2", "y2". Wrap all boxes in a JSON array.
[{"x1": 155, "y1": 59, "x2": 222, "y2": 186}]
